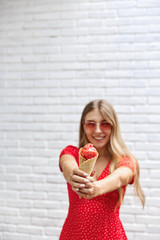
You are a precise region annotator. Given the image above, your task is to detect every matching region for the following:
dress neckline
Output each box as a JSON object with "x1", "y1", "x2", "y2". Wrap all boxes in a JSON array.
[{"x1": 97, "y1": 160, "x2": 111, "y2": 181}]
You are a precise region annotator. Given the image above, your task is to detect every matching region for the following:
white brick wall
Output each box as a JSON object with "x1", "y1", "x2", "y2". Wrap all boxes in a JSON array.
[{"x1": 0, "y1": 0, "x2": 160, "y2": 239}]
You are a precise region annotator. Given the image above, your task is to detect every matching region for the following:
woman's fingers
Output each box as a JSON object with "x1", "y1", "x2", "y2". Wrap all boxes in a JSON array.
[
  {"x1": 69, "y1": 167, "x2": 96, "y2": 195},
  {"x1": 72, "y1": 182, "x2": 85, "y2": 189},
  {"x1": 71, "y1": 174, "x2": 90, "y2": 184},
  {"x1": 72, "y1": 168, "x2": 95, "y2": 182},
  {"x1": 84, "y1": 182, "x2": 93, "y2": 188},
  {"x1": 79, "y1": 182, "x2": 95, "y2": 193},
  {"x1": 78, "y1": 186, "x2": 94, "y2": 196},
  {"x1": 86, "y1": 176, "x2": 94, "y2": 182},
  {"x1": 72, "y1": 181, "x2": 93, "y2": 194},
  {"x1": 71, "y1": 175, "x2": 94, "y2": 188},
  {"x1": 73, "y1": 168, "x2": 88, "y2": 177},
  {"x1": 77, "y1": 181, "x2": 100, "y2": 199}
]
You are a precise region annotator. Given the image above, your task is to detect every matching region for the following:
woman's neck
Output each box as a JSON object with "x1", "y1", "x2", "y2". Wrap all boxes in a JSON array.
[{"x1": 97, "y1": 147, "x2": 110, "y2": 159}]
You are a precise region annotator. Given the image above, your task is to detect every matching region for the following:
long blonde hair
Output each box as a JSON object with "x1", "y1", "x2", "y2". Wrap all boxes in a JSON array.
[{"x1": 79, "y1": 99, "x2": 145, "y2": 208}]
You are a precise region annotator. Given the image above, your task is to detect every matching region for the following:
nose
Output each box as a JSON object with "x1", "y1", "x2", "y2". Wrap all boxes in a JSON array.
[{"x1": 94, "y1": 123, "x2": 102, "y2": 133}]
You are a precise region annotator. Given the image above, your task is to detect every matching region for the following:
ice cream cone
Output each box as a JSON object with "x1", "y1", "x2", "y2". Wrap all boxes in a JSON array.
[
  {"x1": 78, "y1": 147, "x2": 98, "y2": 199},
  {"x1": 79, "y1": 148, "x2": 98, "y2": 175}
]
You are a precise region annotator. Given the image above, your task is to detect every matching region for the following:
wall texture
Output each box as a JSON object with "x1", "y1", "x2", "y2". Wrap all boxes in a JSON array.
[{"x1": 0, "y1": 0, "x2": 160, "y2": 239}]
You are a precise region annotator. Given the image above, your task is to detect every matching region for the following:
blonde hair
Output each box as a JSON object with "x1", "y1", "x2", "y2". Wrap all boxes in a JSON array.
[{"x1": 79, "y1": 99, "x2": 145, "y2": 208}]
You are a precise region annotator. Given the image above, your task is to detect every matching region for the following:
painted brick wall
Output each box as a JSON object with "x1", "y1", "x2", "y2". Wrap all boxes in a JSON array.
[{"x1": 0, "y1": 0, "x2": 160, "y2": 239}]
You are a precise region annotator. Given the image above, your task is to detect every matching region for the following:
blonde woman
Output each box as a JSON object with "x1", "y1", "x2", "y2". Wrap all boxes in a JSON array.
[{"x1": 59, "y1": 99, "x2": 145, "y2": 240}]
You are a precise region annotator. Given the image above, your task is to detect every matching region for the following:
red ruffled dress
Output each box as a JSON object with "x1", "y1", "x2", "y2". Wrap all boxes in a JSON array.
[{"x1": 59, "y1": 145, "x2": 135, "y2": 240}]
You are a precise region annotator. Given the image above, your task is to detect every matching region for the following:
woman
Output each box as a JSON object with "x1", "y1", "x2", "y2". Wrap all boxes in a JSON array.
[{"x1": 59, "y1": 99, "x2": 145, "y2": 240}]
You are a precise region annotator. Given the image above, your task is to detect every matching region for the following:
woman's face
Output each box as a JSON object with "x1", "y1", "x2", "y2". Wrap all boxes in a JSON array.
[{"x1": 83, "y1": 108, "x2": 111, "y2": 151}]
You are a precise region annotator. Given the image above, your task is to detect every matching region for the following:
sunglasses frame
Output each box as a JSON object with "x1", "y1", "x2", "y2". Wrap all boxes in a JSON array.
[{"x1": 83, "y1": 120, "x2": 111, "y2": 132}]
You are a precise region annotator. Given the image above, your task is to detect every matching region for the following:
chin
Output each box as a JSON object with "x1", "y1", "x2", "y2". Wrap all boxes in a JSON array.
[{"x1": 92, "y1": 140, "x2": 108, "y2": 149}]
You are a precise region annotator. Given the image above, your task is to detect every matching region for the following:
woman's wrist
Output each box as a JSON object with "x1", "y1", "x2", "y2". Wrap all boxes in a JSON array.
[
  {"x1": 62, "y1": 163, "x2": 74, "y2": 184},
  {"x1": 96, "y1": 180, "x2": 105, "y2": 196}
]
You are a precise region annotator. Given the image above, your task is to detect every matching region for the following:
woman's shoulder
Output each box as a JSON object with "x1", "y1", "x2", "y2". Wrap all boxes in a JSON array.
[
  {"x1": 117, "y1": 155, "x2": 136, "y2": 185},
  {"x1": 61, "y1": 145, "x2": 79, "y2": 152},
  {"x1": 117, "y1": 155, "x2": 136, "y2": 173},
  {"x1": 60, "y1": 145, "x2": 79, "y2": 158},
  {"x1": 59, "y1": 145, "x2": 79, "y2": 172}
]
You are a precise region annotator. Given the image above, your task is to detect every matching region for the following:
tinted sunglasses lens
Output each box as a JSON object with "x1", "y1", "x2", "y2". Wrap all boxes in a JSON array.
[
  {"x1": 100, "y1": 122, "x2": 111, "y2": 131},
  {"x1": 85, "y1": 122, "x2": 95, "y2": 130},
  {"x1": 85, "y1": 122, "x2": 111, "y2": 131}
]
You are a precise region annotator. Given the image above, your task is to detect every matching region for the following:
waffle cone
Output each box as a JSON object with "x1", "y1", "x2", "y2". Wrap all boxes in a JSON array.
[
  {"x1": 79, "y1": 148, "x2": 98, "y2": 175},
  {"x1": 78, "y1": 148, "x2": 98, "y2": 199}
]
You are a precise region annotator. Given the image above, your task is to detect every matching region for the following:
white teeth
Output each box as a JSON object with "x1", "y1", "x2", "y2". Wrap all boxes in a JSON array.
[{"x1": 94, "y1": 137, "x2": 104, "y2": 140}]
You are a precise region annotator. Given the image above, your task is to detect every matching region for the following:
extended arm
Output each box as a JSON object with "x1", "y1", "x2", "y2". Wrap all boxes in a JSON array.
[
  {"x1": 78, "y1": 166, "x2": 134, "y2": 199},
  {"x1": 98, "y1": 167, "x2": 133, "y2": 194},
  {"x1": 60, "y1": 154, "x2": 78, "y2": 184}
]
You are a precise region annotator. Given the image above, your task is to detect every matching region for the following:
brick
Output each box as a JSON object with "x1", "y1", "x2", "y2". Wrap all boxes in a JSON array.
[
  {"x1": 61, "y1": 27, "x2": 88, "y2": 36},
  {"x1": 77, "y1": 2, "x2": 107, "y2": 11},
  {"x1": 107, "y1": 1, "x2": 136, "y2": 9},
  {"x1": 149, "y1": 114, "x2": 160, "y2": 123},
  {"x1": 3, "y1": 216, "x2": 30, "y2": 225},
  {"x1": 0, "y1": 174, "x2": 17, "y2": 182},
  {"x1": 123, "y1": 223, "x2": 147, "y2": 232},
  {"x1": 148, "y1": 97, "x2": 160, "y2": 104},
  {"x1": 20, "y1": 175, "x2": 45, "y2": 183},
  {"x1": 61, "y1": 46, "x2": 88, "y2": 54},
  {"x1": 20, "y1": 209, "x2": 47, "y2": 218},
  {"x1": 0, "y1": 191, "x2": 18, "y2": 199},
  {"x1": 150, "y1": 170, "x2": 160, "y2": 179},
  {"x1": 31, "y1": 217, "x2": 58, "y2": 226},
  {"x1": 146, "y1": 197, "x2": 160, "y2": 207},
  {"x1": 7, "y1": 183, "x2": 33, "y2": 191},
  {"x1": 139, "y1": 161, "x2": 160, "y2": 170},
  {"x1": 76, "y1": 19, "x2": 103, "y2": 28},
  {"x1": 61, "y1": 11, "x2": 88, "y2": 20},
  {"x1": 50, "y1": 53, "x2": 76, "y2": 61},
  {"x1": 20, "y1": 191, "x2": 46, "y2": 200},
  {"x1": 3, "y1": 233, "x2": 30, "y2": 240},
  {"x1": 6, "y1": 166, "x2": 32, "y2": 174},
  {"x1": 31, "y1": 236, "x2": 59, "y2": 240},
  {"x1": 34, "y1": 45, "x2": 60, "y2": 53},
  {"x1": 135, "y1": 233, "x2": 160, "y2": 240},
  {"x1": 123, "y1": 133, "x2": 147, "y2": 142},
  {"x1": 148, "y1": 225, "x2": 160, "y2": 233},
  {"x1": 118, "y1": 8, "x2": 147, "y2": 17},
  {"x1": 148, "y1": 207, "x2": 160, "y2": 216},
  {"x1": 126, "y1": 232, "x2": 134, "y2": 240},
  {"x1": 120, "y1": 214, "x2": 135, "y2": 223},
  {"x1": 32, "y1": 201, "x2": 61, "y2": 209},
  {"x1": 31, "y1": 236, "x2": 58, "y2": 240},
  {"x1": 7, "y1": 199, "x2": 31, "y2": 208},
  {"x1": 48, "y1": 210, "x2": 67, "y2": 219},
  {"x1": 47, "y1": 175, "x2": 65, "y2": 184},
  {"x1": 137, "y1": 0, "x2": 160, "y2": 7},
  {"x1": 45, "y1": 227, "x2": 61, "y2": 236},
  {"x1": 48, "y1": 192, "x2": 68, "y2": 201},
  {"x1": 17, "y1": 225, "x2": 43, "y2": 235},
  {"x1": 0, "y1": 207, "x2": 18, "y2": 216}
]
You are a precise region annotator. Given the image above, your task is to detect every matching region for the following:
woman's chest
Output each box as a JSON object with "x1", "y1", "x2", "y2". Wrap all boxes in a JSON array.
[{"x1": 93, "y1": 158, "x2": 110, "y2": 180}]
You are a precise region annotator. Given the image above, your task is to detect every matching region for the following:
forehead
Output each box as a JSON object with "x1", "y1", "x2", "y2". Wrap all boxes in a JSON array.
[{"x1": 84, "y1": 108, "x2": 105, "y2": 121}]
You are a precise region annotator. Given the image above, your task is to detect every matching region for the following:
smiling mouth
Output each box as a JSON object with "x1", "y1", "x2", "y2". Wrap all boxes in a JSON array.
[{"x1": 93, "y1": 136, "x2": 105, "y2": 140}]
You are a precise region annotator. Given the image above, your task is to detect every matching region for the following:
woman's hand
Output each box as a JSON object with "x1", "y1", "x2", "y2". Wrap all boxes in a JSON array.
[
  {"x1": 77, "y1": 180, "x2": 101, "y2": 199},
  {"x1": 69, "y1": 167, "x2": 95, "y2": 193}
]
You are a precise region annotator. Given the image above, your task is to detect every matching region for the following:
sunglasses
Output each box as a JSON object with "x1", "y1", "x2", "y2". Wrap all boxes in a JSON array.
[{"x1": 84, "y1": 121, "x2": 111, "y2": 132}]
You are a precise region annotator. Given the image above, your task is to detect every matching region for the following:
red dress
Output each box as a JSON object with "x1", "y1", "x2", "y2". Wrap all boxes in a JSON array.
[{"x1": 59, "y1": 145, "x2": 135, "y2": 240}]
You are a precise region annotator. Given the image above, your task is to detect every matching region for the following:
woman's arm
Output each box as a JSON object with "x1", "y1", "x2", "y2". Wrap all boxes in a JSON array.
[
  {"x1": 60, "y1": 154, "x2": 94, "y2": 191},
  {"x1": 60, "y1": 154, "x2": 78, "y2": 184},
  {"x1": 99, "y1": 167, "x2": 133, "y2": 195},
  {"x1": 78, "y1": 167, "x2": 133, "y2": 199}
]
